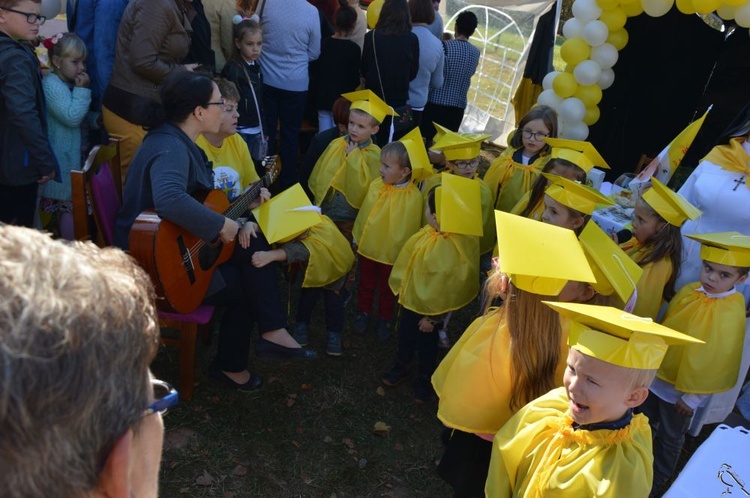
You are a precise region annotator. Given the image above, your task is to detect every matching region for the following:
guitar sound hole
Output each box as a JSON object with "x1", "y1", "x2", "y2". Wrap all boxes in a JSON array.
[{"x1": 198, "y1": 244, "x2": 223, "y2": 271}]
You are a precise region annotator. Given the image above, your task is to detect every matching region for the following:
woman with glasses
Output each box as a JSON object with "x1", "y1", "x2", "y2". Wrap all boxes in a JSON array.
[
  {"x1": 483, "y1": 105, "x2": 558, "y2": 212},
  {"x1": 116, "y1": 72, "x2": 316, "y2": 392},
  {"x1": 0, "y1": 0, "x2": 58, "y2": 228}
]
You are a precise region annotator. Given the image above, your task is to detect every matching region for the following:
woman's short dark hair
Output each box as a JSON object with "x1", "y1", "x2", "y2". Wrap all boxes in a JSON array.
[
  {"x1": 409, "y1": 0, "x2": 435, "y2": 25},
  {"x1": 376, "y1": 0, "x2": 412, "y2": 35},
  {"x1": 335, "y1": 0, "x2": 358, "y2": 34},
  {"x1": 455, "y1": 11, "x2": 478, "y2": 37},
  {"x1": 160, "y1": 72, "x2": 216, "y2": 125},
  {"x1": 332, "y1": 97, "x2": 352, "y2": 126}
]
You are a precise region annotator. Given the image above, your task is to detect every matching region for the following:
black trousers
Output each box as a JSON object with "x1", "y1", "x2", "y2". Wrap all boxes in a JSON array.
[
  {"x1": 395, "y1": 308, "x2": 439, "y2": 377},
  {"x1": 0, "y1": 182, "x2": 39, "y2": 227},
  {"x1": 420, "y1": 103, "x2": 465, "y2": 145},
  {"x1": 296, "y1": 286, "x2": 344, "y2": 333},
  {"x1": 437, "y1": 428, "x2": 493, "y2": 498}
]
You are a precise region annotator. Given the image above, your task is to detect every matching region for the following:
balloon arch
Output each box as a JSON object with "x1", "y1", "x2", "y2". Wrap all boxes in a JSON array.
[{"x1": 536, "y1": 0, "x2": 750, "y2": 140}]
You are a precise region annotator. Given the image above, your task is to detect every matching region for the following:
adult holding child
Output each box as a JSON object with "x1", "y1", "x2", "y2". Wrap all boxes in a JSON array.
[{"x1": 115, "y1": 72, "x2": 315, "y2": 392}]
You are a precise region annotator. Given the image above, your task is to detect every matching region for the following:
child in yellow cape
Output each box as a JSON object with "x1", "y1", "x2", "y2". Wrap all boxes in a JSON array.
[
  {"x1": 512, "y1": 137, "x2": 608, "y2": 221},
  {"x1": 308, "y1": 89, "x2": 391, "y2": 242},
  {"x1": 250, "y1": 184, "x2": 355, "y2": 357},
  {"x1": 431, "y1": 210, "x2": 597, "y2": 498},
  {"x1": 382, "y1": 175, "x2": 481, "y2": 404},
  {"x1": 483, "y1": 105, "x2": 557, "y2": 212},
  {"x1": 540, "y1": 173, "x2": 613, "y2": 235},
  {"x1": 352, "y1": 128, "x2": 431, "y2": 339},
  {"x1": 485, "y1": 302, "x2": 703, "y2": 498},
  {"x1": 616, "y1": 177, "x2": 701, "y2": 320},
  {"x1": 424, "y1": 126, "x2": 495, "y2": 259},
  {"x1": 642, "y1": 232, "x2": 749, "y2": 495}
]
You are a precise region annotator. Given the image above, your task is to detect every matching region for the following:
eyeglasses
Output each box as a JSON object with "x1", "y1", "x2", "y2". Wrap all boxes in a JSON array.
[
  {"x1": 205, "y1": 100, "x2": 226, "y2": 109},
  {"x1": 142, "y1": 379, "x2": 179, "y2": 418},
  {"x1": 520, "y1": 129, "x2": 549, "y2": 141},
  {"x1": 0, "y1": 7, "x2": 46, "y2": 25},
  {"x1": 453, "y1": 159, "x2": 479, "y2": 170}
]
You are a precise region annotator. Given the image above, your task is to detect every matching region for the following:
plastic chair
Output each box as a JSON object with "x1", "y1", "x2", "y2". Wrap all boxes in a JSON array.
[{"x1": 71, "y1": 140, "x2": 212, "y2": 401}]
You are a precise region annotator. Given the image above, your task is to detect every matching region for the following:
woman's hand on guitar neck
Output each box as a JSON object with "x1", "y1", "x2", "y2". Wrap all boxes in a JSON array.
[
  {"x1": 248, "y1": 187, "x2": 272, "y2": 210},
  {"x1": 219, "y1": 218, "x2": 241, "y2": 243},
  {"x1": 238, "y1": 221, "x2": 259, "y2": 249}
]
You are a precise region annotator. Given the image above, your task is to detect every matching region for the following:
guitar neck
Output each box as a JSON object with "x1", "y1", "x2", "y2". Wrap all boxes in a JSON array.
[{"x1": 223, "y1": 156, "x2": 277, "y2": 220}]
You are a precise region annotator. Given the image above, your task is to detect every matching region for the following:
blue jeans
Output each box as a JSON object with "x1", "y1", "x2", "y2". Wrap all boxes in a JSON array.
[{"x1": 262, "y1": 84, "x2": 307, "y2": 189}]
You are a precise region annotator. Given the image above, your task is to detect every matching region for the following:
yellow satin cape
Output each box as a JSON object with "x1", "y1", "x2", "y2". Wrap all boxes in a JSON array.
[
  {"x1": 484, "y1": 147, "x2": 550, "y2": 212},
  {"x1": 617, "y1": 239, "x2": 672, "y2": 320},
  {"x1": 657, "y1": 283, "x2": 746, "y2": 393},
  {"x1": 511, "y1": 190, "x2": 544, "y2": 220},
  {"x1": 353, "y1": 179, "x2": 423, "y2": 264},
  {"x1": 432, "y1": 309, "x2": 516, "y2": 434},
  {"x1": 388, "y1": 225, "x2": 479, "y2": 316},
  {"x1": 701, "y1": 137, "x2": 750, "y2": 187},
  {"x1": 420, "y1": 173, "x2": 496, "y2": 255},
  {"x1": 308, "y1": 137, "x2": 381, "y2": 209},
  {"x1": 485, "y1": 387, "x2": 653, "y2": 498},
  {"x1": 300, "y1": 215, "x2": 355, "y2": 288}
]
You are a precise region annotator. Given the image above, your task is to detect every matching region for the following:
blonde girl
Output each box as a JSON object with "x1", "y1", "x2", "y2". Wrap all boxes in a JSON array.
[
  {"x1": 41, "y1": 32, "x2": 91, "y2": 240},
  {"x1": 483, "y1": 105, "x2": 558, "y2": 212},
  {"x1": 513, "y1": 157, "x2": 586, "y2": 220}
]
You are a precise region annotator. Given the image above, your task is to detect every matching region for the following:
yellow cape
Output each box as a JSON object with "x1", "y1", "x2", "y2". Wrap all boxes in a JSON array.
[
  {"x1": 657, "y1": 283, "x2": 746, "y2": 393},
  {"x1": 701, "y1": 137, "x2": 750, "y2": 187},
  {"x1": 617, "y1": 240, "x2": 673, "y2": 320},
  {"x1": 485, "y1": 387, "x2": 654, "y2": 498},
  {"x1": 484, "y1": 147, "x2": 550, "y2": 212},
  {"x1": 432, "y1": 309, "x2": 516, "y2": 434},
  {"x1": 308, "y1": 137, "x2": 381, "y2": 209},
  {"x1": 388, "y1": 225, "x2": 479, "y2": 316},
  {"x1": 300, "y1": 215, "x2": 355, "y2": 288},
  {"x1": 420, "y1": 173, "x2": 495, "y2": 255},
  {"x1": 511, "y1": 190, "x2": 545, "y2": 220},
  {"x1": 353, "y1": 179, "x2": 424, "y2": 264}
]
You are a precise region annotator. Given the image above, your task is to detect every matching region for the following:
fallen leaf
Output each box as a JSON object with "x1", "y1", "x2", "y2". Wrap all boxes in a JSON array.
[
  {"x1": 347, "y1": 448, "x2": 357, "y2": 455},
  {"x1": 376, "y1": 386, "x2": 385, "y2": 396},
  {"x1": 288, "y1": 393, "x2": 298, "y2": 399},
  {"x1": 301, "y1": 383, "x2": 312, "y2": 390},
  {"x1": 373, "y1": 421, "x2": 391, "y2": 436},
  {"x1": 393, "y1": 442, "x2": 404, "y2": 451},
  {"x1": 179, "y1": 487, "x2": 191, "y2": 494},
  {"x1": 232, "y1": 465, "x2": 247, "y2": 476},
  {"x1": 292, "y1": 440, "x2": 302, "y2": 449},
  {"x1": 286, "y1": 397, "x2": 296, "y2": 407},
  {"x1": 195, "y1": 470, "x2": 214, "y2": 486},
  {"x1": 342, "y1": 438, "x2": 355, "y2": 449}
]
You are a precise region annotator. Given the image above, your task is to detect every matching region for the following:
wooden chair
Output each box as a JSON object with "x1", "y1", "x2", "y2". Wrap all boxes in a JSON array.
[{"x1": 71, "y1": 140, "x2": 212, "y2": 401}]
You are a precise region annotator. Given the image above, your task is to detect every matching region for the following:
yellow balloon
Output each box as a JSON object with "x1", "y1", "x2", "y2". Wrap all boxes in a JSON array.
[
  {"x1": 619, "y1": 0, "x2": 639, "y2": 5},
  {"x1": 553, "y1": 72, "x2": 579, "y2": 98},
  {"x1": 722, "y1": 0, "x2": 746, "y2": 6},
  {"x1": 599, "y1": 7, "x2": 627, "y2": 30},
  {"x1": 597, "y1": 0, "x2": 621, "y2": 9},
  {"x1": 575, "y1": 84, "x2": 604, "y2": 107},
  {"x1": 560, "y1": 38, "x2": 591, "y2": 66},
  {"x1": 367, "y1": 0, "x2": 384, "y2": 29},
  {"x1": 692, "y1": 0, "x2": 719, "y2": 13},
  {"x1": 676, "y1": 0, "x2": 697, "y2": 13},
  {"x1": 622, "y1": 0, "x2": 644, "y2": 15},
  {"x1": 565, "y1": 63, "x2": 577, "y2": 73},
  {"x1": 584, "y1": 106, "x2": 601, "y2": 126},
  {"x1": 607, "y1": 28, "x2": 629, "y2": 50}
]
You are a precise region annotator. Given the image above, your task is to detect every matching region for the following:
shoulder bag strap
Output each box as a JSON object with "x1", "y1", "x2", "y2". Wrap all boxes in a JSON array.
[
  {"x1": 239, "y1": 62, "x2": 265, "y2": 142},
  {"x1": 371, "y1": 31, "x2": 396, "y2": 143}
]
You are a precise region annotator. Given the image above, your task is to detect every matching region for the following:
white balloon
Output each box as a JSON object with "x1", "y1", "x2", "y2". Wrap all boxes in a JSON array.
[
  {"x1": 572, "y1": 0, "x2": 604, "y2": 23},
  {"x1": 538, "y1": 89, "x2": 564, "y2": 109},
  {"x1": 559, "y1": 97, "x2": 587, "y2": 123},
  {"x1": 574, "y1": 60, "x2": 602, "y2": 86},
  {"x1": 642, "y1": 0, "x2": 673, "y2": 17},
  {"x1": 590, "y1": 43, "x2": 619, "y2": 69},
  {"x1": 735, "y1": 3, "x2": 750, "y2": 28},
  {"x1": 542, "y1": 71, "x2": 561, "y2": 91},
  {"x1": 582, "y1": 20, "x2": 609, "y2": 47},
  {"x1": 561, "y1": 121, "x2": 590, "y2": 140},
  {"x1": 563, "y1": 18, "x2": 585, "y2": 39},
  {"x1": 598, "y1": 67, "x2": 616, "y2": 89},
  {"x1": 40, "y1": 0, "x2": 62, "y2": 19}
]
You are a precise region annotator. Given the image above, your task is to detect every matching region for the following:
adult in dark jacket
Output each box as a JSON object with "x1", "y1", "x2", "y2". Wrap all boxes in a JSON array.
[
  {"x1": 0, "y1": 14, "x2": 58, "y2": 227},
  {"x1": 116, "y1": 73, "x2": 315, "y2": 391},
  {"x1": 360, "y1": 0, "x2": 419, "y2": 144}
]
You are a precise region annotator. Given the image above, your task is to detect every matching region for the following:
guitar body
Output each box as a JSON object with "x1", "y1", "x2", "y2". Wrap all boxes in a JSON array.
[{"x1": 129, "y1": 189, "x2": 235, "y2": 314}]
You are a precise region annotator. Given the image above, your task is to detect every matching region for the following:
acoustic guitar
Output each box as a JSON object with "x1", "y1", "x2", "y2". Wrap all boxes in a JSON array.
[{"x1": 129, "y1": 156, "x2": 280, "y2": 313}]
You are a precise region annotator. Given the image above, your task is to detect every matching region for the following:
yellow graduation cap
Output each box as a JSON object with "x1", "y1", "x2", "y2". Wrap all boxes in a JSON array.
[
  {"x1": 431, "y1": 129, "x2": 490, "y2": 161},
  {"x1": 399, "y1": 127, "x2": 432, "y2": 183},
  {"x1": 435, "y1": 173, "x2": 483, "y2": 236},
  {"x1": 341, "y1": 89, "x2": 396, "y2": 124},
  {"x1": 432, "y1": 122, "x2": 452, "y2": 144},
  {"x1": 544, "y1": 302, "x2": 704, "y2": 370},
  {"x1": 494, "y1": 210, "x2": 596, "y2": 295},
  {"x1": 251, "y1": 183, "x2": 323, "y2": 244},
  {"x1": 579, "y1": 221, "x2": 643, "y2": 302},
  {"x1": 686, "y1": 231, "x2": 750, "y2": 267},
  {"x1": 544, "y1": 138, "x2": 611, "y2": 172},
  {"x1": 642, "y1": 177, "x2": 701, "y2": 227},
  {"x1": 543, "y1": 173, "x2": 614, "y2": 215}
]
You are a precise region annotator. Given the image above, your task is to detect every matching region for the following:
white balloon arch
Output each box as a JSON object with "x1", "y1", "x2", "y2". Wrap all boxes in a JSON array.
[{"x1": 539, "y1": 0, "x2": 750, "y2": 139}]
